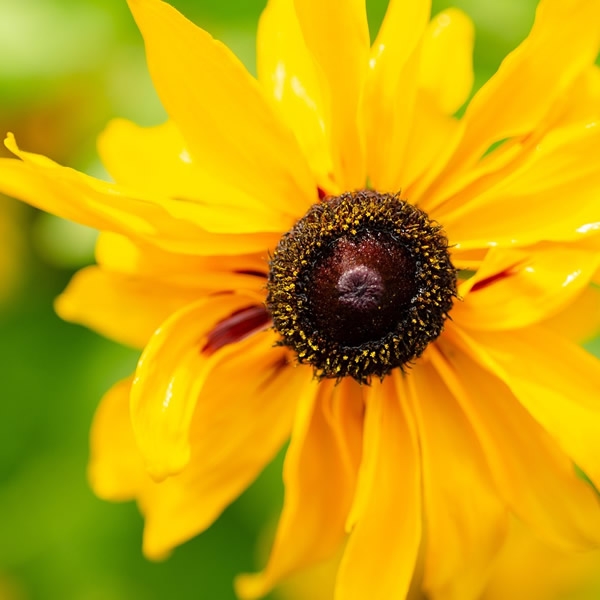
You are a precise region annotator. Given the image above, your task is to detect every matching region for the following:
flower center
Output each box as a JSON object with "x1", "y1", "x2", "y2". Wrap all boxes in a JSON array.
[
  {"x1": 266, "y1": 191, "x2": 456, "y2": 382},
  {"x1": 309, "y1": 230, "x2": 417, "y2": 347}
]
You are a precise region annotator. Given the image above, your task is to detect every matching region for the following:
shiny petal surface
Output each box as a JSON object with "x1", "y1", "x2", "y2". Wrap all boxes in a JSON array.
[
  {"x1": 89, "y1": 377, "x2": 145, "y2": 501},
  {"x1": 407, "y1": 360, "x2": 507, "y2": 599},
  {"x1": 141, "y1": 332, "x2": 312, "y2": 558},
  {"x1": 236, "y1": 378, "x2": 363, "y2": 599},
  {"x1": 292, "y1": 0, "x2": 369, "y2": 189},
  {"x1": 257, "y1": 0, "x2": 334, "y2": 190},
  {"x1": 127, "y1": 0, "x2": 315, "y2": 220},
  {"x1": 365, "y1": 0, "x2": 431, "y2": 191},
  {"x1": 419, "y1": 8, "x2": 475, "y2": 115},
  {"x1": 0, "y1": 136, "x2": 280, "y2": 255},
  {"x1": 450, "y1": 324, "x2": 600, "y2": 494},
  {"x1": 55, "y1": 266, "x2": 202, "y2": 349},
  {"x1": 427, "y1": 0, "x2": 600, "y2": 199},
  {"x1": 335, "y1": 375, "x2": 421, "y2": 600},
  {"x1": 453, "y1": 244, "x2": 600, "y2": 330},
  {"x1": 131, "y1": 294, "x2": 268, "y2": 480},
  {"x1": 433, "y1": 334, "x2": 600, "y2": 550},
  {"x1": 440, "y1": 123, "x2": 600, "y2": 249},
  {"x1": 90, "y1": 333, "x2": 311, "y2": 560}
]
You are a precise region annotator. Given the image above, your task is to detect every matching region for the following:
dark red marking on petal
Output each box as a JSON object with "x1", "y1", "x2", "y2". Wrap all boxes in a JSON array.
[
  {"x1": 202, "y1": 304, "x2": 271, "y2": 356},
  {"x1": 470, "y1": 262, "x2": 523, "y2": 293},
  {"x1": 234, "y1": 269, "x2": 268, "y2": 279},
  {"x1": 317, "y1": 187, "x2": 328, "y2": 200}
]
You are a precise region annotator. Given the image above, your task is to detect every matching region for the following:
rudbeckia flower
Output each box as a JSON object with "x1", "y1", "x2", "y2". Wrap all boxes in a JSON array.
[{"x1": 1, "y1": 0, "x2": 600, "y2": 598}]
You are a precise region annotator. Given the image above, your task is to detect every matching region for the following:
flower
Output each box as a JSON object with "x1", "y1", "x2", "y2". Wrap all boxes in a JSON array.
[{"x1": 1, "y1": 0, "x2": 600, "y2": 599}]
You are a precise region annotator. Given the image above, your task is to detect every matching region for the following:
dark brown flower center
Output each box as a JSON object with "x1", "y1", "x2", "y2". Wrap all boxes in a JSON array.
[
  {"x1": 309, "y1": 230, "x2": 417, "y2": 347},
  {"x1": 266, "y1": 191, "x2": 456, "y2": 382}
]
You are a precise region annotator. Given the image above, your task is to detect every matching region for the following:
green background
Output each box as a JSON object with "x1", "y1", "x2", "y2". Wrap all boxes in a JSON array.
[{"x1": 0, "y1": 1, "x2": 596, "y2": 599}]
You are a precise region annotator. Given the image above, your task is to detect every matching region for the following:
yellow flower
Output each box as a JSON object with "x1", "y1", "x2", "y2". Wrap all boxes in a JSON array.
[{"x1": 1, "y1": 0, "x2": 600, "y2": 599}]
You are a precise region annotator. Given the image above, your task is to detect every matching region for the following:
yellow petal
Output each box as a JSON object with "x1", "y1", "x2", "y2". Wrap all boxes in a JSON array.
[
  {"x1": 99, "y1": 118, "x2": 295, "y2": 225},
  {"x1": 127, "y1": 0, "x2": 315, "y2": 220},
  {"x1": 432, "y1": 0, "x2": 600, "y2": 190},
  {"x1": 453, "y1": 244, "x2": 600, "y2": 331},
  {"x1": 95, "y1": 232, "x2": 269, "y2": 293},
  {"x1": 257, "y1": 0, "x2": 334, "y2": 191},
  {"x1": 449, "y1": 323, "x2": 600, "y2": 500},
  {"x1": 335, "y1": 375, "x2": 421, "y2": 600},
  {"x1": 365, "y1": 0, "x2": 431, "y2": 192},
  {"x1": 131, "y1": 295, "x2": 270, "y2": 480},
  {"x1": 236, "y1": 378, "x2": 363, "y2": 599},
  {"x1": 88, "y1": 377, "x2": 145, "y2": 501},
  {"x1": 434, "y1": 330, "x2": 600, "y2": 550},
  {"x1": 0, "y1": 136, "x2": 281, "y2": 255},
  {"x1": 548, "y1": 65, "x2": 600, "y2": 131},
  {"x1": 481, "y1": 518, "x2": 600, "y2": 600},
  {"x1": 55, "y1": 266, "x2": 203, "y2": 349},
  {"x1": 292, "y1": 0, "x2": 369, "y2": 190},
  {"x1": 418, "y1": 8, "x2": 475, "y2": 115},
  {"x1": 440, "y1": 123, "x2": 600, "y2": 249},
  {"x1": 407, "y1": 360, "x2": 508, "y2": 599},
  {"x1": 542, "y1": 283, "x2": 600, "y2": 343},
  {"x1": 418, "y1": 67, "x2": 600, "y2": 216},
  {"x1": 141, "y1": 333, "x2": 312, "y2": 559},
  {"x1": 400, "y1": 94, "x2": 460, "y2": 195}
]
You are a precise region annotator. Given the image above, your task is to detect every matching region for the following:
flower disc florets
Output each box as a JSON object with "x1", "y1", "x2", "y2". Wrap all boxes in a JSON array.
[{"x1": 267, "y1": 191, "x2": 456, "y2": 383}]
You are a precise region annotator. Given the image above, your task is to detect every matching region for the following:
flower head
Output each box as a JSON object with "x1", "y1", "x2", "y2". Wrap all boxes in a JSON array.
[{"x1": 1, "y1": 0, "x2": 600, "y2": 599}]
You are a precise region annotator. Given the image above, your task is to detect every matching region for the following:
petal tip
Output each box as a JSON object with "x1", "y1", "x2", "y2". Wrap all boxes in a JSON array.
[
  {"x1": 4, "y1": 132, "x2": 17, "y2": 155},
  {"x1": 234, "y1": 573, "x2": 268, "y2": 600}
]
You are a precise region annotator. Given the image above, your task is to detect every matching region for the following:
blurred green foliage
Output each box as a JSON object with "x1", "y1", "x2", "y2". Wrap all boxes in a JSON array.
[{"x1": 0, "y1": 1, "x2": 594, "y2": 599}]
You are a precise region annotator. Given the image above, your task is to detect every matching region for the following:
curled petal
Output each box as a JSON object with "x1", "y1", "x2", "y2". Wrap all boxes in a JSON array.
[
  {"x1": 141, "y1": 332, "x2": 313, "y2": 558},
  {"x1": 131, "y1": 295, "x2": 269, "y2": 480},
  {"x1": 89, "y1": 337, "x2": 314, "y2": 559}
]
